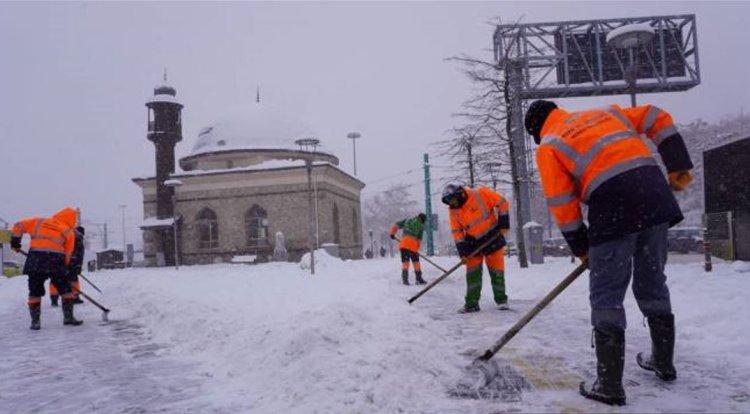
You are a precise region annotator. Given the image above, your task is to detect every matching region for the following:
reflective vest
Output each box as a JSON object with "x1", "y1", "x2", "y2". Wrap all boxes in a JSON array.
[
  {"x1": 12, "y1": 217, "x2": 75, "y2": 264},
  {"x1": 449, "y1": 187, "x2": 510, "y2": 242},
  {"x1": 536, "y1": 105, "x2": 678, "y2": 234},
  {"x1": 390, "y1": 217, "x2": 424, "y2": 252}
]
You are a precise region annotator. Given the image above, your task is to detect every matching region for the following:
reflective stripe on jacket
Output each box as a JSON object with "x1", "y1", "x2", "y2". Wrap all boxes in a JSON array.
[
  {"x1": 449, "y1": 187, "x2": 510, "y2": 242},
  {"x1": 536, "y1": 105, "x2": 692, "y2": 253},
  {"x1": 12, "y1": 216, "x2": 75, "y2": 265}
]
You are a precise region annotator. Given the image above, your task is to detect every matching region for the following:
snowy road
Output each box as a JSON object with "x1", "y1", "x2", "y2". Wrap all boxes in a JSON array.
[
  {"x1": 0, "y1": 294, "x2": 218, "y2": 413},
  {"x1": 1, "y1": 254, "x2": 749, "y2": 413}
]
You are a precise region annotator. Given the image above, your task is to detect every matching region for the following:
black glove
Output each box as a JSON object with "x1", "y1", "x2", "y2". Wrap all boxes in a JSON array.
[
  {"x1": 456, "y1": 241, "x2": 472, "y2": 258},
  {"x1": 390, "y1": 234, "x2": 396, "y2": 240},
  {"x1": 10, "y1": 236, "x2": 21, "y2": 251}
]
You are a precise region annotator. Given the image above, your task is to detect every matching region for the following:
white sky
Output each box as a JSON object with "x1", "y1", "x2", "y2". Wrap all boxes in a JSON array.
[{"x1": 2, "y1": 1, "x2": 749, "y2": 245}]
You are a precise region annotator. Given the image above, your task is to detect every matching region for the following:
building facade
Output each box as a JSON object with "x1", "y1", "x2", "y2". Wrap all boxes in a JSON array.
[{"x1": 133, "y1": 82, "x2": 365, "y2": 265}]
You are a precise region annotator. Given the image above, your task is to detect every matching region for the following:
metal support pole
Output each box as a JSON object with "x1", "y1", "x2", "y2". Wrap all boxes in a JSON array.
[
  {"x1": 306, "y1": 161, "x2": 316, "y2": 274},
  {"x1": 172, "y1": 194, "x2": 179, "y2": 270},
  {"x1": 119, "y1": 204, "x2": 127, "y2": 252},
  {"x1": 509, "y1": 61, "x2": 531, "y2": 268},
  {"x1": 347, "y1": 132, "x2": 361, "y2": 176},
  {"x1": 702, "y1": 213, "x2": 712, "y2": 272},
  {"x1": 423, "y1": 153, "x2": 434, "y2": 256}
]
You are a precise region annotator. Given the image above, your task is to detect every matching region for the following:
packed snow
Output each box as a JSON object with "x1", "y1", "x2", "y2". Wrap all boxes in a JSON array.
[{"x1": 1, "y1": 254, "x2": 748, "y2": 413}]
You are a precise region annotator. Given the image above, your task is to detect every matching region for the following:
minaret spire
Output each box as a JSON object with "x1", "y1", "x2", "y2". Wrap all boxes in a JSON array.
[
  {"x1": 163, "y1": 67, "x2": 168, "y2": 83},
  {"x1": 256, "y1": 86, "x2": 261, "y2": 104}
]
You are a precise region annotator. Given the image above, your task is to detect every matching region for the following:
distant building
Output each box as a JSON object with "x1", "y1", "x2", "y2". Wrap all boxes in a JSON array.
[
  {"x1": 133, "y1": 81, "x2": 364, "y2": 266},
  {"x1": 703, "y1": 136, "x2": 750, "y2": 261}
]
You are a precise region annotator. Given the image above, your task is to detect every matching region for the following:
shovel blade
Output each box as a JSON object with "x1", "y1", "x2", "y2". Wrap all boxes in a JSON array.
[{"x1": 448, "y1": 358, "x2": 530, "y2": 401}]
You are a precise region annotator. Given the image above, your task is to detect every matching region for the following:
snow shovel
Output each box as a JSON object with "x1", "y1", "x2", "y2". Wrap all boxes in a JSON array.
[
  {"x1": 407, "y1": 232, "x2": 504, "y2": 305},
  {"x1": 393, "y1": 236, "x2": 448, "y2": 273},
  {"x1": 20, "y1": 251, "x2": 111, "y2": 322},
  {"x1": 71, "y1": 285, "x2": 111, "y2": 322},
  {"x1": 466, "y1": 262, "x2": 588, "y2": 388},
  {"x1": 78, "y1": 273, "x2": 103, "y2": 293}
]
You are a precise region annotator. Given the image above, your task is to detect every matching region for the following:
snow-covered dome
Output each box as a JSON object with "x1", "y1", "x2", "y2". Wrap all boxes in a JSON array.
[
  {"x1": 190, "y1": 103, "x2": 316, "y2": 155},
  {"x1": 179, "y1": 103, "x2": 337, "y2": 172}
]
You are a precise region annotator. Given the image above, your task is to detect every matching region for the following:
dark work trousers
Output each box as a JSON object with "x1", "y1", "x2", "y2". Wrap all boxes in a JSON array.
[
  {"x1": 400, "y1": 249, "x2": 422, "y2": 277},
  {"x1": 588, "y1": 222, "x2": 672, "y2": 333},
  {"x1": 28, "y1": 272, "x2": 72, "y2": 298}
]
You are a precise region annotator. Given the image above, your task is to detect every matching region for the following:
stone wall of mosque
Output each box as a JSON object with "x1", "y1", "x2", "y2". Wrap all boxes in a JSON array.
[{"x1": 139, "y1": 169, "x2": 363, "y2": 266}]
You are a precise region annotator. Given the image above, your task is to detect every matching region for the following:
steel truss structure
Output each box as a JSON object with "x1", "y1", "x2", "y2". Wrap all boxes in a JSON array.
[{"x1": 494, "y1": 14, "x2": 700, "y2": 99}]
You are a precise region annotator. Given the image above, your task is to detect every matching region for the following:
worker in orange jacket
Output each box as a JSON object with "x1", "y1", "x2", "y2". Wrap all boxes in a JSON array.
[
  {"x1": 389, "y1": 213, "x2": 427, "y2": 285},
  {"x1": 49, "y1": 225, "x2": 85, "y2": 306},
  {"x1": 10, "y1": 207, "x2": 84, "y2": 330},
  {"x1": 526, "y1": 100, "x2": 693, "y2": 406},
  {"x1": 441, "y1": 185, "x2": 510, "y2": 313}
]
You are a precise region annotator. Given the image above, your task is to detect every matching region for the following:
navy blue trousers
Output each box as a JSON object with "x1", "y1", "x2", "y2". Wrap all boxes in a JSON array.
[{"x1": 588, "y1": 223, "x2": 672, "y2": 332}]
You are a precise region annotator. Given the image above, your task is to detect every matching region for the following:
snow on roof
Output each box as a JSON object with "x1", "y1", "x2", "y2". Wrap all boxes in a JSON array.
[
  {"x1": 172, "y1": 159, "x2": 337, "y2": 178},
  {"x1": 189, "y1": 103, "x2": 317, "y2": 156},
  {"x1": 139, "y1": 217, "x2": 179, "y2": 229},
  {"x1": 146, "y1": 94, "x2": 181, "y2": 105}
]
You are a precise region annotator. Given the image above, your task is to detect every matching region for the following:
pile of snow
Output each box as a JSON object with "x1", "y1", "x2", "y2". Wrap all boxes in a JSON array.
[{"x1": 299, "y1": 248, "x2": 343, "y2": 270}]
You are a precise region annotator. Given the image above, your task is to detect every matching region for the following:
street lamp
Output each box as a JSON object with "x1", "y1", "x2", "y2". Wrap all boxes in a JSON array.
[
  {"x1": 295, "y1": 138, "x2": 320, "y2": 275},
  {"x1": 347, "y1": 132, "x2": 361, "y2": 176},
  {"x1": 606, "y1": 23, "x2": 655, "y2": 107},
  {"x1": 164, "y1": 178, "x2": 183, "y2": 270},
  {"x1": 118, "y1": 204, "x2": 127, "y2": 249}
]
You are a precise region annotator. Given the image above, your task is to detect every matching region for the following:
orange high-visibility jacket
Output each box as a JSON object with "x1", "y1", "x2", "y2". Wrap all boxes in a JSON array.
[
  {"x1": 449, "y1": 187, "x2": 510, "y2": 243},
  {"x1": 536, "y1": 104, "x2": 678, "y2": 235},
  {"x1": 12, "y1": 207, "x2": 77, "y2": 265}
]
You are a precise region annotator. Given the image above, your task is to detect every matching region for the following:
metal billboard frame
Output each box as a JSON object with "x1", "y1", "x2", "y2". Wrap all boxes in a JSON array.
[{"x1": 494, "y1": 14, "x2": 700, "y2": 99}]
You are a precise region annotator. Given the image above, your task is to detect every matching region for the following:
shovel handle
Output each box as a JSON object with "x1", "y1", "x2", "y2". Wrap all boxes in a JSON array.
[
  {"x1": 477, "y1": 262, "x2": 588, "y2": 362},
  {"x1": 393, "y1": 236, "x2": 448, "y2": 273},
  {"x1": 407, "y1": 232, "x2": 504, "y2": 305}
]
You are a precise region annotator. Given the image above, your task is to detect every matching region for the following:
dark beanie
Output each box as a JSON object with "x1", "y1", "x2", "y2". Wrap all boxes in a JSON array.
[{"x1": 525, "y1": 100, "x2": 558, "y2": 144}]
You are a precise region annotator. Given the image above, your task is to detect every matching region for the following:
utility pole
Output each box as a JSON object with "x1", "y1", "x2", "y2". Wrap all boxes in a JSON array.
[
  {"x1": 103, "y1": 223, "x2": 109, "y2": 249},
  {"x1": 423, "y1": 153, "x2": 434, "y2": 256},
  {"x1": 508, "y1": 60, "x2": 531, "y2": 268},
  {"x1": 347, "y1": 132, "x2": 361, "y2": 176},
  {"x1": 119, "y1": 204, "x2": 127, "y2": 250}
]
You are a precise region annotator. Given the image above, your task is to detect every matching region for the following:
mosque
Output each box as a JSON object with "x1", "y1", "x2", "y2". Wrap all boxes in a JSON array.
[{"x1": 133, "y1": 80, "x2": 364, "y2": 266}]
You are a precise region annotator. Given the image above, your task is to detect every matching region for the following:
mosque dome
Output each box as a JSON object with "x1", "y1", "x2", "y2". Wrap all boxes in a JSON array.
[{"x1": 180, "y1": 103, "x2": 337, "y2": 171}]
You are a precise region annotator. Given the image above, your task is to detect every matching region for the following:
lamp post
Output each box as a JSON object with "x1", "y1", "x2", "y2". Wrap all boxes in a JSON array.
[
  {"x1": 118, "y1": 204, "x2": 127, "y2": 251},
  {"x1": 295, "y1": 138, "x2": 320, "y2": 275},
  {"x1": 606, "y1": 23, "x2": 655, "y2": 107},
  {"x1": 347, "y1": 132, "x2": 361, "y2": 176},
  {"x1": 164, "y1": 179, "x2": 183, "y2": 270}
]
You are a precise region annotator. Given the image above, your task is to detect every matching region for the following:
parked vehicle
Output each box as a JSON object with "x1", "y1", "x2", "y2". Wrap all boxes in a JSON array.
[{"x1": 667, "y1": 227, "x2": 703, "y2": 254}]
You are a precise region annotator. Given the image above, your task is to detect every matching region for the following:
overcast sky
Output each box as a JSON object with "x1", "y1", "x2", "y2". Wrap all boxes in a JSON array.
[{"x1": 2, "y1": 1, "x2": 749, "y2": 246}]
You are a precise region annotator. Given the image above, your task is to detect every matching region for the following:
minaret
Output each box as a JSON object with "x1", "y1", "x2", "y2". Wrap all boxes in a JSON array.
[{"x1": 145, "y1": 71, "x2": 183, "y2": 219}]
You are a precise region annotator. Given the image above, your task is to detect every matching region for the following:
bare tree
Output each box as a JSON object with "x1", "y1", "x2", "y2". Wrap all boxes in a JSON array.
[{"x1": 441, "y1": 21, "x2": 533, "y2": 267}]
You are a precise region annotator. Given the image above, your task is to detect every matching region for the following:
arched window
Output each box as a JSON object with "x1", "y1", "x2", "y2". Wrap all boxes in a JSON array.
[
  {"x1": 352, "y1": 206, "x2": 360, "y2": 245},
  {"x1": 246, "y1": 204, "x2": 268, "y2": 247},
  {"x1": 333, "y1": 203, "x2": 341, "y2": 244},
  {"x1": 197, "y1": 208, "x2": 219, "y2": 249}
]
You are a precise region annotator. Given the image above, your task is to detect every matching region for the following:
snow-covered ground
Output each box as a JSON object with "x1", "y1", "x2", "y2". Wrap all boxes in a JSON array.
[{"x1": 1, "y1": 253, "x2": 748, "y2": 413}]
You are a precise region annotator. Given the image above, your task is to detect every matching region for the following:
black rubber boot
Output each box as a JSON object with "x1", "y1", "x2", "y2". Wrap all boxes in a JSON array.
[
  {"x1": 50, "y1": 295, "x2": 59, "y2": 307},
  {"x1": 415, "y1": 272, "x2": 427, "y2": 285},
  {"x1": 457, "y1": 304, "x2": 480, "y2": 314},
  {"x1": 580, "y1": 329, "x2": 626, "y2": 406},
  {"x1": 402, "y1": 270, "x2": 410, "y2": 285},
  {"x1": 62, "y1": 300, "x2": 83, "y2": 326},
  {"x1": 637, "y1": 314, "x2": 676, "y2": 381},
  {"x1": 29, "y1": 303, "x2": 41, "y2": 330}
]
